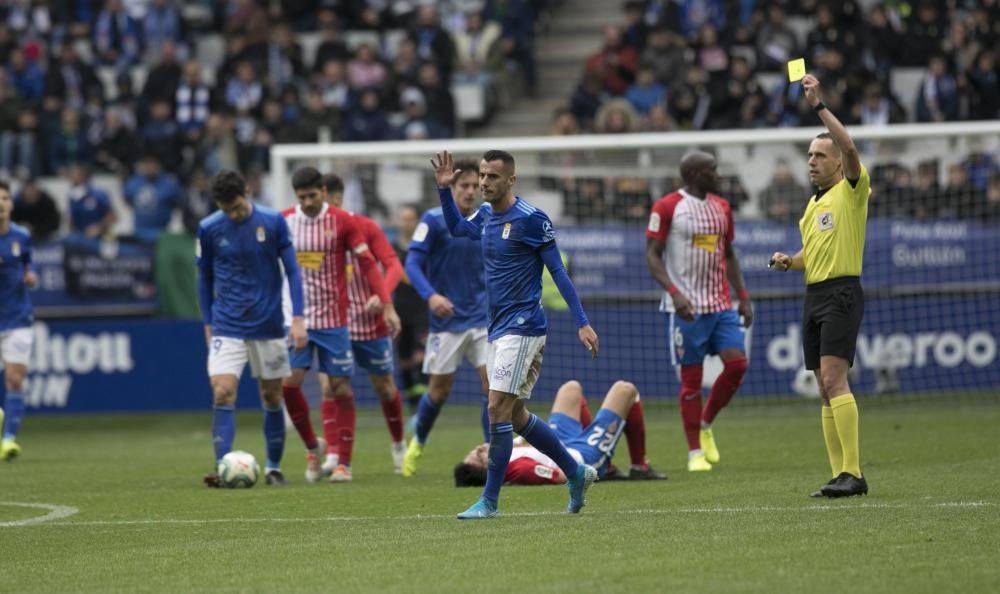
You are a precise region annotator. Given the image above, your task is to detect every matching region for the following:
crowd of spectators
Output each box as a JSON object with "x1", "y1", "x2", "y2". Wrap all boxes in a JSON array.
[
  {"x1": 758, "y1": 151, "x2": 1000, "y2": 223},
  {"x1": 0, "y1": 0, "x2": 545, "y2": 240},
  {"x1": 551, "y1": 0, "x2": 999, "y2": 223},
  {"x1": 568, "y1": 0, "x2": 999, "y2": 135}
]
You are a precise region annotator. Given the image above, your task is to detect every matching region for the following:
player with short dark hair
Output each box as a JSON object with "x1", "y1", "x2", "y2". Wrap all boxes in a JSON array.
[
  {"x1": 454, "y1": 380, "x2": 665, "y2": 486},
  {"x1": 769, "y1": 74, "x2": 870, "y2": 498},
  {"x1": 431, "y1": 149, "x2": 600, "y2": 519},
  {"x1": 198, "y1": 170, "x2": 307, "y2": 487},
  {"x1": 279, "y1": 166, "x2": 400, "y2": 482},
  {"x1": 401, "y1": 159, "x2": 490, "y2": 477},
  {"x1": 0, "y1": 179, "x2": 38, "y2": 460},
  {"x1": 319, "y1": 173, "x2": 407, "y2": 482},
  {"x1": 645, "y1": 151, "x2": 752, "y2": 472}
]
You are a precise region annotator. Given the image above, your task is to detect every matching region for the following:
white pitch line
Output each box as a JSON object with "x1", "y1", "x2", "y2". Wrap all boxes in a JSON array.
[
  {"x1": 0, "y1": 502, "x2": 80, "y2": 527},
  {"x1": 4, "y1": 501, "x2": 993, "y2": 528}
]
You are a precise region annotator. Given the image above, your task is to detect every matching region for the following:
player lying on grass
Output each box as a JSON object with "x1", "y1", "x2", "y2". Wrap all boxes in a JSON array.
[{"x1": 454, "y1": 380, "x2": 666, "y2": 486}]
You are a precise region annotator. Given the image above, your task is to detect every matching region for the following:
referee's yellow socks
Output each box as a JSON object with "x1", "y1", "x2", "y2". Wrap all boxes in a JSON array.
[
  {"x1": 821, "y1": 406, "x2": 842, "y2": 479},
  {"x1": 829, "y1": 394, "x2": 862, "y2": 478}
]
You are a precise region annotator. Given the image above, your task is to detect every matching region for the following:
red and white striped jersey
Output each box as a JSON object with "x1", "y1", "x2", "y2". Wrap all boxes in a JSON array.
[
  {"x1": 281, "y1": 203, "x2": 368, "y2": 329},
  {"x1": 646, "y1": 189, "x2": 735, "y2": 314},
  {"x1": 347, "y1": 213, "x2": 403, "y2": 341}
]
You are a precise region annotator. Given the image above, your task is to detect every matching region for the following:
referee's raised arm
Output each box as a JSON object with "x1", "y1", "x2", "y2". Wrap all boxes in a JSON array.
[{"x1": 802, "y1": 74, "x2": 860, "y2": 181}]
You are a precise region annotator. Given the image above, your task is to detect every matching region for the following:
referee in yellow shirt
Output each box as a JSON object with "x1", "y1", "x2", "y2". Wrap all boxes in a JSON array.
[{"x1": 770, "y1": 74, "x2": 869, "y2": 498}]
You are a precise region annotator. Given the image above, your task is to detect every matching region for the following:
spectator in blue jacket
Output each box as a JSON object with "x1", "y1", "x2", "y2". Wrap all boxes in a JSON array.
[
  {"x1": 625, "y1": 64, "x2": 667, "y2": 116},
  {"x1": 67, "y1": 165, "x2": 116, "y2": 239},
  {"x1": 123, "y1": 153, "x2": 183, "y2": 240},
  {"x1": 5, "y1": 48, "x2": 44, "y2": 100},
  {"x1": 916, "y1": 55, "x2": 959, "y2": 122}
]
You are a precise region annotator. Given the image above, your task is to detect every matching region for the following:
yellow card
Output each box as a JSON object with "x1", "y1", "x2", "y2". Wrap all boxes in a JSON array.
[{"x1": 787, "y1": 58, "x2": 806, "y2": 82}]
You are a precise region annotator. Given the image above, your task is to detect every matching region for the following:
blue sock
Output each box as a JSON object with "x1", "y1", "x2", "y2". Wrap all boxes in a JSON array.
[
  {"x1": 482, "y1": 422, "x2": 513, "y2": 504},
  {"x1": 519, "y1": 414, "x2": 580, "y2": 478},
  {"x1": 414, "y1": 394, "x2": 441, "y2": 446},
  {"x1": 480, "y1": 396, "x2": 490, "y2": 442},
  {"x1": 3, "y1": 391, "x2": 25, "y2": 440},
  {"x1": 212, "y1": 405, "x2": 235, "y2": 463},
  {"x1": 263, "y1": 405, "x2": 285, "y2": 471}
]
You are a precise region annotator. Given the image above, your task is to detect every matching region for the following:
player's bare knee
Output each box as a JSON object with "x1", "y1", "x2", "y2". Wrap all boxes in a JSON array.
[
  {"x1": 5, "y1": 375, "x2": 25, "y2": 392},
  {"x1": 612, "y1": 380, "x2": 637, "y2": 397},
  {"x1": 211, "y1": 386, "x2": 236, "y2": 407},
  {"x1": 283, "y1": 369, "x2": 306, "y2": 388},
  {"x1": 4, "y1": 366, "x2": 26, "y2": 391}
]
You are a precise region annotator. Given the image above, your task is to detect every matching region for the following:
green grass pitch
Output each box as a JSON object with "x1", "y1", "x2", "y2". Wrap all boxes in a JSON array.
[{"x1": 2, "y1": 399, "x2": 999, "y2": 593}]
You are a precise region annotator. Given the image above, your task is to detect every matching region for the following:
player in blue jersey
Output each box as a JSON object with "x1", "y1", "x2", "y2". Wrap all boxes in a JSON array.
[
  {"x1": 401, "y1": 160, "x2": 491, "y2": 477},
  {"x1": 197, "y1": 170, "x2": 307, "y2": 487},
  {"x1": 431, "y1": 149, "x2": 600, "y2": 519},
  {"x1": 0, "y1": 180, "x2": 37, "y2": 461}
]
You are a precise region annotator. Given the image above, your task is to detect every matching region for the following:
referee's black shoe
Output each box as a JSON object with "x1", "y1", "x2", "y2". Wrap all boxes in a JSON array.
[
  {"x1": 820, "y1": 472, "x2": 868, "y2": 498},
  {"x1": 810, "y1": 477, "x2": 838, "y2": 498}
]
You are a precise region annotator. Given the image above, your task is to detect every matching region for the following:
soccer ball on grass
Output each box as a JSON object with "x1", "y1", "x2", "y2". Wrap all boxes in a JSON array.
[{"x1": 217, "y1": 450, "x2": 260, "y2": 488}]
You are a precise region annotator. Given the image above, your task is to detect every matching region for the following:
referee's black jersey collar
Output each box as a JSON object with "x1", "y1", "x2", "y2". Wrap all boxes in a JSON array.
[{"x1": 811, "y1": 175, "x2": 860, "y2": 202}]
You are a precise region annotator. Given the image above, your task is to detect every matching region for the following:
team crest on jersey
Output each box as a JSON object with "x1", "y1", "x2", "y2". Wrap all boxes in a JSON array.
[
  {"x1": 325, "y1": 229, "x2": 334, "y2": 240},
  {"x1": 818, "y1": 212, "x2": 833, "y2": 231},
  {"x1": 502, "y1": 222, "x2": 512, "y2": 239},
  {"x1": 11, "y1": 241, "x2": 20, "y2": 257},
  {"x1": 256, "y1": 226, "x2": 266, "y2": 242}
]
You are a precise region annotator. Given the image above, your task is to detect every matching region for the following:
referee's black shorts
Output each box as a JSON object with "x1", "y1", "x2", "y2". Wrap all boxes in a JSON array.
[{"x1": 802, "y1": 276, "x2": 864, "y2": 370}]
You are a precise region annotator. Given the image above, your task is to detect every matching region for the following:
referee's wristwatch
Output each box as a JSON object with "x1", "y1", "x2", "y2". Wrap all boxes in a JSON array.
[{"x1": 813, "y1": 101, "x2": 827, "y2": 112}]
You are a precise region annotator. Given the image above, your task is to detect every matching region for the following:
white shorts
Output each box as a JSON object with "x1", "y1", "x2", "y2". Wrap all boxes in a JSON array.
[
  {"x1": 486, "y1": 334, "x2": 545, "y2": 399},
  {"x1": 0, "y1": 327, "x2": 33, "y2": 367},
  {"x1": 208, "y1": 336, "x2": 290, "y2": 380},
  {"x1": 423, "y1": 328, "x2": 488, "y2": 375}
]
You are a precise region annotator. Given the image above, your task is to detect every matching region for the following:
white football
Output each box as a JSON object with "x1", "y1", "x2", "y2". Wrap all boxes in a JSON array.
[{"x1": 217, "y1": 450, "x2": 260, "y2": 488}]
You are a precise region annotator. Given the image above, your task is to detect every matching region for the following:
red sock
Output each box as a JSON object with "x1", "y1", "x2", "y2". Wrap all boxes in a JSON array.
[
  {"x1": 624, "y1": 399, "x2": 647, "y2": 467},
  {"x1": 283, "y1": 385, "x2": 319, "y2": 451},
  {"x1": 335, "y1": 394, "x2": 356, "y2": 466},
  {"x1": 702, "y1": 357, "x2": 747, "y2": 425},
  {"x1": 579, "y1": 398, "x2": 593, "y2": 427},
  {"x1": 679, "y1": 365, "x2": 703, "y2": 451},
  {"x1": 320, "y1": 399, "x2": 338, "y2": 456},
  {"x1": 380, "y1": 390, "x2": 404, "y2": 443}
]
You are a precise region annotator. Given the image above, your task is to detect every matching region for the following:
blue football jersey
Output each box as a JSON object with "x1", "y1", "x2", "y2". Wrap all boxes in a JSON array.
[
  {"x1": 197, "y1": 205, "x2": 297, "y2": 339},
  {"x1": 0, "y1": 223, "x2": 33, "y2": 331},
  {"x1": 452, "y1": 197, "x2": 556, "y2": 341},
  {"x1": 408, "y1": 207, "x2": 488, "y2": 333}
]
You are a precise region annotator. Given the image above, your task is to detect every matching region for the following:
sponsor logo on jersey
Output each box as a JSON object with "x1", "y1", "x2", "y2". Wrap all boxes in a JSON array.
[
  {"x1": 296, "y1": 251, "x2": 325, "y2": 271},
  {"x1": 11, "y1": 241, "x2": 20, "y2": 257},
  {"x1": 493, "y1": 363, "x2": 513, "y2": 379},
  {"x1": 542, "y1": 220, "x2": 554, "y2": 242},
  {"x1": 256, "y1": 226, "x2": 266, "y2": 242},
  {"x1": 502, "y1": 222, "x2": 512, "y2": 239},
  {"x1": 692, "y1": 233, "x2": 719, "y2": 253}
]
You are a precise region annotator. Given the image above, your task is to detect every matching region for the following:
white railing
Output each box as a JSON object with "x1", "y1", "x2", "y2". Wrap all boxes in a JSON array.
[{"x1": 270, "y1": 120, "x2": 1000, "y2": 211}]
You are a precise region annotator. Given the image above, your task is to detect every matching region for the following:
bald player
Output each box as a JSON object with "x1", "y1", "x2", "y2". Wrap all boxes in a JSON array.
[
  {"x1": 770, "y1": 74, "x2": 869, "y2": 498},
  {"x1": 646, "y1": 151, "x2": 752, "y2": 473}
]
